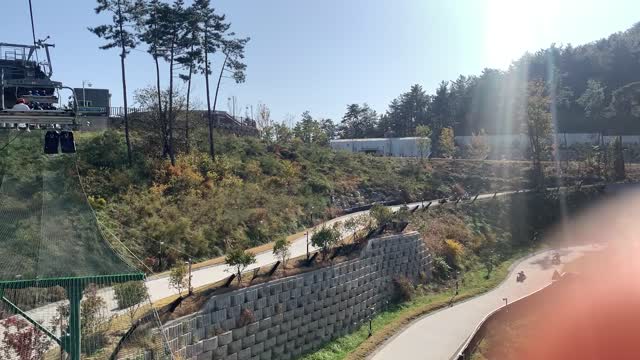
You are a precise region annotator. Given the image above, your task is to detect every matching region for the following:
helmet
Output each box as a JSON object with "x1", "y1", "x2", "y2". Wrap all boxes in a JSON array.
[{"x1": 16, "y1": 98, "x2": 26, "y2": 104}]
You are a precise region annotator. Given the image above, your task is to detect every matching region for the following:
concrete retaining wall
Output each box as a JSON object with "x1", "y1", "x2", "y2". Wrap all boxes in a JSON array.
[{"x1": 160, "y1": 232, "x2": 431, "y2": 360}]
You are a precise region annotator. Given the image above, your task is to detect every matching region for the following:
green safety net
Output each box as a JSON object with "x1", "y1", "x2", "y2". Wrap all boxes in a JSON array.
[
  {"x1": 0, "y1": 132, "x2": 172, "y2": 360},
  {"x1": 0, "y1": 134, "x2": 137, "y2": 281}
]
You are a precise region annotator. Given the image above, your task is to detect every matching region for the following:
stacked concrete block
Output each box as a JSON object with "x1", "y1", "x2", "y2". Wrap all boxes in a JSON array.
[{"x1": 160, "y1": 232, "x2": 429, "y2": 360}]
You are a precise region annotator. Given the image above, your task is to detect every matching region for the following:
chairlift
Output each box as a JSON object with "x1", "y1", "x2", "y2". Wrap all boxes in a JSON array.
[
  {"x1": 44, "y1": 130, "x2": 59, "y2": 154},
  {"x1": 0, "y1": 42, "x2": 79, "y2": 154},
  {"x1": 60, "y1": 130, "x2": 75, "y2": 153}
]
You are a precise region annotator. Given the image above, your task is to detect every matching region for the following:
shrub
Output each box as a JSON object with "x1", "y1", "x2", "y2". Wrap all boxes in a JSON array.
[
  {"x1": 370, "y1": 204, "x2": 393, "y2": 227},
  {"x1": 1, "y1": 317, "x2": 51, "y2": 360},
  {"x1": 431, "y1": 255, "x2": 452, "y2": 280},
  {"x1": 444, "y1": 239, "x2": 465, "y2": 269},
  {"x1": 114, "y1": 281, "x2": 148, "y2": 309},
  {"x1": 392, "y1": 276, "x2": 415, "y2": 302},
  {"x1": 113, "y1": 281, "x2": 148, "y2": 324}
]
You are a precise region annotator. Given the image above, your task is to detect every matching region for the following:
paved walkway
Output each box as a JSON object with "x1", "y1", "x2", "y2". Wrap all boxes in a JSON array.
[
  {"x1": 16, "y1": 191, "x2": 522, "y2": 335},
  {"x1": 371, "y1": 245, "x2": 601, "y2": 360}
]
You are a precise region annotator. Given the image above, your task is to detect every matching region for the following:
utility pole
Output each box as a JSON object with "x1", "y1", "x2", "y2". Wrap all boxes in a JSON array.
[
  {"x1": 81, "y1": 80, "x2": 92, "y2": 107},
  {"x1": 158, "y1": 241, "x2": 164, "y2": 270},
  {"x1": 187, "y1": 258, "x2": 193, "y2": 295},
  {"x1": 305, "y1": 232, "x2": 309, "y2": 260}
]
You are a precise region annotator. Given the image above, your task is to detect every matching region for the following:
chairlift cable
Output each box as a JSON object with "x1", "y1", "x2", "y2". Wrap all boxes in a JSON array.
[{"x1": 28, "y1": 0, "x2": 39, "y2": 63}]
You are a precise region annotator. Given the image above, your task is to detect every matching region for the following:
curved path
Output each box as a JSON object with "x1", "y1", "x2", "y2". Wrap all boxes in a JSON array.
[
  {"x1": 144, "y1": 191, "x2": 521, "y2": 303},
  {"x1": 370, "y1": 244, "x2": 602, "y2": 360},
  {"x1": 21, "y1": 191, "x2": 522, "y2": 327}
]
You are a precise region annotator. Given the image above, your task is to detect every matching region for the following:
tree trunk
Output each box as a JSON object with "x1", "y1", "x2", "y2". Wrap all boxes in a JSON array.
[
  {"x1": 154, "y1": 56, "x2": 168, "y2": 158},
  {"x1": 117, "y1": 1, "x2": 132, "y2": 166},
  {"x1": 204, "y1": 33, "x2": 215, "y2": 159},
  {"x1": 184, "y1": 49, "x2": 194, "y2": 154},
  {"x1": 168, "y1": 39, "x2": 176, "y2": 166},
  {"x1": 213, "y1": 53, "x2": 228, "y2": 127}
]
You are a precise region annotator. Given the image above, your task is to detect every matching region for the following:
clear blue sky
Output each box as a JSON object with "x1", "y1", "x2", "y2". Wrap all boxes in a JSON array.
[{"x1": 2, "y1": 0, "x2": 638, "y2": 122}]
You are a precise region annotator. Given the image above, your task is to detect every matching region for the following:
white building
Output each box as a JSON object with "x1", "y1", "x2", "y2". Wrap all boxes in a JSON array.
[{"x1": 330, "y1": 137, "x2": 430, "y2": 157}]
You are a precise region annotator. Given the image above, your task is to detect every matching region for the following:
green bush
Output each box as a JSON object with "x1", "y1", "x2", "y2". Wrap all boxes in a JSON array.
[
  {"x1": 113, "y1": 281, "x2": 148, "y2": 310},
  {"x1": 392, "y1": 276, "x2": 415, "y2": 302}
]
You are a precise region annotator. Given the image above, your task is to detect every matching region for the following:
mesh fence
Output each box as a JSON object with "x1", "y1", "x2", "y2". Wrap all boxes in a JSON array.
[
  {"x1": 0, "y1": 132, "x2": 173, "y2": 359},
  {"x1": 0, "y1": 133, "x2": 138, "y2": 280}
]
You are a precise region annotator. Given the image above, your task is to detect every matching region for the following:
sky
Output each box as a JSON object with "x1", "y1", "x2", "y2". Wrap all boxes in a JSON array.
[{"x1": 1, "y1": 0, "x2": 639, "y2": 123}]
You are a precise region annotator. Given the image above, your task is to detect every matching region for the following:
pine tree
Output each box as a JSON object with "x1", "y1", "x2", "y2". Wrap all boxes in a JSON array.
[
  {"x1": 192, "y1": 0, "x2": 249, "y2": 159},
  {"x1": 176, "y1": 4, "x2": 205, "y2": 153},
  {"x1": 135, "y1": 0, "x2": 170, "y2": 159},
  {"x1": 525, "y1": 80, "x2": 553, "y2": 188},
  {"x1": 89, "y1": 0, "x2": 139, "y2": 166}
]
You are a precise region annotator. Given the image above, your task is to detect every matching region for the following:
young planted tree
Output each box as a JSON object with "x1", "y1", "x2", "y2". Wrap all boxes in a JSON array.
[
  {"x1": 370, "y1": 204, "x2": 393, "y2": 227},
  {"x1": 169, "y1": 263, "x2": 188, "y2": 295},
  {"x1": 311, "y1": 226, "x2": 341, "y2": 260},
  {"x1": 89, "y1": 0, "x2": 138, "y2": 166},
  {"x1": 438, "y1": 127, "x2": 456, "y2": 158},
  {"x1": 415, "y1": 124, "x2": 432, "y2": 161},
  {"x1": 113, "y1": 281, "x2": 148, "y2": 324},
  {"x1": 272, "y1": 238, "x2": 291, "y2": 270},
  {"x1": 225, "y1": 248, "x2": 257, "y2": 284},
  {"x1": 341, "y1": 217, "x2": 360, "y2": 242},
  {"x1": 524, "y1": 80, "x2": 552, "y2": 188},
  {"x1": 468, "y1": 128, "x2": 490, "y2": 159}
]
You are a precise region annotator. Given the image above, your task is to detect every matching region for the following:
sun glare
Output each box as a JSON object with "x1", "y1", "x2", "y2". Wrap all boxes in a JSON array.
[{"x1": 484, "y1": 0, "x2": 557, "y2": 69}]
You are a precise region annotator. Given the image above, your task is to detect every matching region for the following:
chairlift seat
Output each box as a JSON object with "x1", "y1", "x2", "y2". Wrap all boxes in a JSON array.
[
  {"x1": 60, "y1": 130, "x2": 75, "y2": 153},
  {"x1": 44, "y1": 130, "x2": 59, "y2": 154},
  {"x1": 0, "y1": 109, "x2": 76, "y2": 125}
]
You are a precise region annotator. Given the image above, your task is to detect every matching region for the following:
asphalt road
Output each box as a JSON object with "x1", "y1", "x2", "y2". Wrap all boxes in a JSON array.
[{"x1": 370, "y1": 244, "x2": 601, "y2": 360}]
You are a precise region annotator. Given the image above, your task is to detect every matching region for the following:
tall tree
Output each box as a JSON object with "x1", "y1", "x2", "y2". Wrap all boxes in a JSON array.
[
  {"x1": 135, "y1": 0, "x2": 171, "y2": 159},
  {"x1": 175, "y1": 3, "x2": 207, "y2": 154},
  {"x1": 430, "y1": 81, "x2": 451, "y2": 137},
  {"x1": 577, "y1": 79, "x2": 606, "y2": 131},
  {"x1": 89, "y1": 0, "x2": 138, "y2": 166},
  {"x1": 319, "y1": 118, "x2": 336, "y2": 141},
  {"x1": 524, "y1": 80, "x2": 553, "y2": 188},
  {"x1": 193, "y1": 0, "x2": 249, "y2": 159},
  {"x1": 293, "y1": 111, "x2": 327, "y2": 145},
  {"x1": 164, "y1": 0, "x2": 188, "y2": 165},
  {"x1": 605, "y1": 82, "x2": 640, "y2": 179},
  {"x1": 339, "y1": 103, "x2": 378, "y2": 138},
  {"x1": 415, "y1": 125, "x2": 432, "y2": 161},
  {"x1": 382, "y1": 85, "x2": 430, "y2": 137}
]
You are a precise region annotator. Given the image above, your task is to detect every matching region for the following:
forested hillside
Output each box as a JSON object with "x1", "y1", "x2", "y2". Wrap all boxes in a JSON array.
[
  {"x1": 336, "y1": 23, "x2": 640, "y2": 139},
  {"x1": 68, "y1": 129, "x2": 600, "y2": 272}
]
